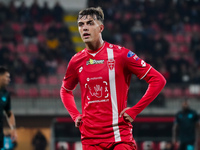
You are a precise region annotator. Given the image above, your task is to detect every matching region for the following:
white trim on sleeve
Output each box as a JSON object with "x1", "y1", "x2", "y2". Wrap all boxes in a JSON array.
[{"x1": 140, "y1": 66, "x2": 152, "y2": 80}]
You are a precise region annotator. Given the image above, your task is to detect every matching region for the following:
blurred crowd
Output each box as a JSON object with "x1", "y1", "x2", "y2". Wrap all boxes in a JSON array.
[
  {"x1": 88, "y1": 0, "x2": 200, "y2": 84},
  {"x1": 0, "y1": 0, "x2": 75, "y2": 84}
]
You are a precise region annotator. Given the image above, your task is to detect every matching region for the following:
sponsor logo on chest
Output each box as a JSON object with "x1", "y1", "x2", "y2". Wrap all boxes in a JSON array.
[{"x1": 86, "y1": 58, "x2": 104, "y2": 65}]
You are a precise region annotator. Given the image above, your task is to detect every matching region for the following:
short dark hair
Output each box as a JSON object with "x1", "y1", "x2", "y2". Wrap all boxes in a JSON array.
[
  {"x1": 78, "y1": 7, "x2": 104, "y2": 24},
  {"x1": 0, "y1": 66, "x2": 9, "y2": 75}
]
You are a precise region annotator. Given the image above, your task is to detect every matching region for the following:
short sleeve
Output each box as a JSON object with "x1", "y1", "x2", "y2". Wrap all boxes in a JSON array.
[
  {"x1": 4, "y1": 93, "x2": 11, "y2": 112},
  {"x1": 193, "y1": 111, "x2": 199, "y2": 123},
  {"x1": 123, "y1": 48, "x2": 151, "y2": 79},
  {"x1": 62, "y1": 59, "x2": 79, "y2": 91}
]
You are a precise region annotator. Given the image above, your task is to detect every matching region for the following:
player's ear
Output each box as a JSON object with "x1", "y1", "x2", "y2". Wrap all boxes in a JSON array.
[{"x1": 99, "y1": 24, "x2": 104, "y2": 33}]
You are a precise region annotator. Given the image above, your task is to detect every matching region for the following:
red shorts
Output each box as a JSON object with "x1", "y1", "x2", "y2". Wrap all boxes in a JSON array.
[{"x1": 82, "y1": 141, "x2": 137, "y2": 150}]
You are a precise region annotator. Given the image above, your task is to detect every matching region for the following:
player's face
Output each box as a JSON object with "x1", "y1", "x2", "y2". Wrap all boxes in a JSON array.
[
  {"x1": 78, "y1": 15, "x2": 104, "y2": 44},
  {"x1": 0, "y1": 72, "x2": 10, "y2": 87},
  {"x1": 182, "y1": 101, "x2": 189, "y2": 110}
]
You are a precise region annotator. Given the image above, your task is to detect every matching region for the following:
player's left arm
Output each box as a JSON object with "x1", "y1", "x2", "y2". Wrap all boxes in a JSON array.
[
  {"x1": 4, "y1": 93, "x2": 17, "y2": 142},
  {"x1": 194, "y1": 113, "x2": 200, "y2": 150},
  {"x1": 122, "y1": 68, "x2": 166, "y2": 121},
  {"x1": 4, "y1": 110, "x2": 17, "y2": 142}
]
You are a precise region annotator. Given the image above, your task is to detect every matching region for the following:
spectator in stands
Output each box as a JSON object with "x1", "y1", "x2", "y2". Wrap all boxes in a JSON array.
[
  {"x1": 29, "y1": 0, "x2": 41, "y2": 22},
  {"x1": 25, "y1": 64, "x2": 38, "y2": 84},
  {"x1": 33, "y1": 54, "x2": 48, "y2": 76},
  {"x1": 12, "y1": 55, "x2": 26, "y2": 77},
  {"x1": 0, "y1": 2, "x2": 9, "y2": 24},
  {"x1": 1, "y1": 22, "x2": 16, "y2": 44},
  {"x1": 0, "y1": 44, "x2": 13, "y2": 69},
  {"x1": 152, "y1": 33, "x2": 169, "y2": 59},
  {"x1": 172, "y1": 99, "x2": 200, "y2": 150},
  {"x1": 7, "y1": 0, "x2": 18, "y2": 22},
  {"x1": 46, "y1": 22, "x2": 59, "y2": 50},
  {"x1": 17, "y1": 1, "x2": 30, "y2": 23},
  {"x1": 45, "y1": 55, "x2": 58, "y2": 74},
  {"x1": 52, "y1": 2, "x2": 64, "y2": 22},
  {"x1": 165, "y1": 53, "x2": 182, "y2": 83},
  {"x1": 41, "y1": 2, "x2": 53, "y2": 23},
  {"x1": 22, "y1": 21, "x2": 38, "y2": 45},
  {"x1": 32, "y1": 130, "x2": 47, "y2": 150}
]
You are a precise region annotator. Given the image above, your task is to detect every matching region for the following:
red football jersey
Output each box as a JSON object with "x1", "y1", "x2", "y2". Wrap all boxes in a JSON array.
[{"x1": 62, "y1": 42, "x2": 152, "y2": 144}]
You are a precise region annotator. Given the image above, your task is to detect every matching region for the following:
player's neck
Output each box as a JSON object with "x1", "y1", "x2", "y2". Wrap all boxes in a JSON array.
[
  {"x1": 85, "y1": 38, "x2": 104, "y2": 51},
  {"x1": 0, "y1": 84, "x2": 4, "y2": 90}
]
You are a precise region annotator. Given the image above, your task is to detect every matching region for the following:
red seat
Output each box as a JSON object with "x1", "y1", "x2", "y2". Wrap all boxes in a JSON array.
[
  {"x1": 164, "y1": 34, "x2": 174, "y2": 43},
  {"x1": 39, "y1": 88, "x2": 51, "y2": 98},
  {"x1": 48, "y1": 76, "x2": 59, "y2": 85},
  {"x1": 28, "y1": 88, "x2": 39, "y2": 98},
  {"x1": 27, "y1": 44, "x2": 38, "y2": 53},
  {"x1": 11, "y1": 23, "x2": 22, "y2": 32},
  {"x1": 163, "y1": 88, "x2": 173, "y2": 98},
  {"x1": 6, "y1": 43, "x2": 15, "y2": 52},
  {"x1": 14, "y1": 76, "x2": 24, "y2": 84},
  {"x1": 173, "y1": 88, "x2": 183, "y2": 97},
  {"x1": 38, "y1": 76, "x2": 47, "y2": 85},
  {"x1": 185, "y1": 34, "x2": 191, "y2": 44},
  {"x1": 51, "y1": 88, "x2": 60, "y2": 97},
  {"x1": 122, "y1": 33, "x2": 132, "y2": 42},
  {"x1": 57, "y1": 65, "x2": 66, "y2": 75},
  {"x1": 184, "y1": 88, "x2": 193, "y2": 97},
  {"x1": 179, "y1": 45, "x2": 189, "y2": 53},
  {"x1": 175, "y1": 34, "x2": 185, "y2": 43},
  {"x1": 34, "y1": 23, "x2": 43, "y2": 32},
  {"x1": 15, "y1": 33, "x2": 23, "y2": 43},
  {"x1": 192, "y1": 24, "x2": 200, "y2": 32},
  {"x1": 19, "y1": 54, "x2": 29, "y2": 64},
  {"x1": 37, "y1": 34, "x2": 46, "y2": 43},
  {"x1": 16, "y1": 88, "x2": 27, "y2": 97},
  {"x1": 170, "y1": 45, "x2": 179, "y2": 53},
  {"x1": 184, "y1": 24, "x2": 192, "y2": 32},
  {"x1": 16, "y1": 44, "x2": 26, "y2": 53}
]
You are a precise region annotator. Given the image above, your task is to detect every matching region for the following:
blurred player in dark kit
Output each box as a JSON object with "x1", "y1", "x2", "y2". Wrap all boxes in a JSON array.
[
  {"x1": 172, "y1": 99, "x2": 200, "y2": 150},
  {"x1": 0, "y1": 66, "x2": 17, "y2": 149}
]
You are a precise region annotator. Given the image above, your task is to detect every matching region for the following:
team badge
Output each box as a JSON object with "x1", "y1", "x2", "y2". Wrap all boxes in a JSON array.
[
  {"x1": 127, "y1": 51, "x2": 135, "y2": 57},
  {"x1": 1, "y1": 96, "x2": 6, "y2": 102},
  {"x1": 107, "y1": 59, "x2": 115, "y2": 70}
]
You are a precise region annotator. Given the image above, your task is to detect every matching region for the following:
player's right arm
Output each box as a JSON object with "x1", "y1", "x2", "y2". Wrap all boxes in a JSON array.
[
  {"x1": 172, "y1": 114, "x2": 179, "y2": 146},
  {"x1": 60, "y1": 58, "x2": 81, "y2": 123}
]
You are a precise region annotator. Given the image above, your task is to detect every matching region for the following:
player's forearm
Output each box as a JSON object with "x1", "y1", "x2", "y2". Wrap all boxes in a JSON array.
[
  {"x1": 172, "y1": 124, "x2": 177, "y2": 143},
  {"x1": 60, "y1": 87, "x2": 81, "y2": 122},
  {"x1": 7, "y1": 111, "x2": 16, "y2": 130},
  {"x1": 125, "y1": 68, "x2": 166, "y2": 120}
]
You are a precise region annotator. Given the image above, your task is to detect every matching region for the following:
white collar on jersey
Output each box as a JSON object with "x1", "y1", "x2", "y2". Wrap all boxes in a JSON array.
[{"x1": 87, "y1": 42, "x2": 105, "y2": 57}]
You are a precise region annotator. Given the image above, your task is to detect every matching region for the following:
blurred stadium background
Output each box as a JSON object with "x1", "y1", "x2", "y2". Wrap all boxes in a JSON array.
[{"x1": 1, "y1": 0, "x2": 200, "y2": 149}]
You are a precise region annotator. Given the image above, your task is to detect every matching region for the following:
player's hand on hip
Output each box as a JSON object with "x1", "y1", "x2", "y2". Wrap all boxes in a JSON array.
[
  {"x1": 10, "y1": 129, "x2": 17, "y2": 142},
  {"x1": 75, "y1": 116, "x2": 82, "y2": 128},
  {"x1": 119, "y1": 107, "x2": 134, "y2": 123}
]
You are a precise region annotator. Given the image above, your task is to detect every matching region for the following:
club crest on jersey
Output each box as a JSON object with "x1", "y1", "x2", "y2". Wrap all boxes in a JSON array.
[
  {"x1": 86, "y1": 58, "x2": 104, "y2": 65},
  {"x1": 107, "y1": 59, "x2": 115, "y2": 70},
  {"x1": 1, "y1": 96, "x2": 6, "y2": 102}
]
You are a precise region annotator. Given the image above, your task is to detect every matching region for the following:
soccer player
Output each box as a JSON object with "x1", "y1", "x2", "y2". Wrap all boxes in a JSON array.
[
  {"x1": 172, "y1": 99, "x2": 199, "y2": 150},
  {"x1": 60, "y1": 7, "x2": 166, "y2": 150},
  {"x1": 0, "y1": 66, "x2": 17, "y2": 149}
]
